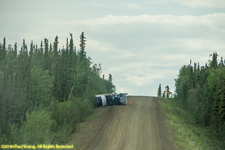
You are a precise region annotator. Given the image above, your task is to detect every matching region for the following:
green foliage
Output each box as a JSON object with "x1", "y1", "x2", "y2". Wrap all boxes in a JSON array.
[
  {"x1": 30, "y1": 67, "x2": 54, "y2": 109},
  {"x1": 49, "y1": 98, "x2": 94, "y2": 144},
  {"x1": 50, "y1": 100, "x2": 80, "y2": 129},
  {"x1": 161, "y1": 99, "x2": 225, "y2": 150},
  {"x1": 76, "y1": 98, "x2": 94, "y2": 122},
  {"x1": 174, "y1": 52, "x2": 225, "y2": 142},
  {"x1": 0, "y1": 33, "x2": 115, "y2": 145},
  {"x1": 0, "y1": 133, "x2": 8, "y2": 145},
  {"x1": 162, "y1": 91, "x2": 165, "y2": 98},
  {"x1": 157, "y1": 83, "x2": 161, "y2": 97},
  {"x1": 8, "y1": 123, "x2": 21, "y2": 144},
  {"x1": 52, "y1": 121, "x2": 72, "y2": 144},
  {"x1": 21, "y1": 110, "x2": 54, "y2": 144},
  {"x1": 79, "y1": 31, "x2": 86, "y2": 60}
]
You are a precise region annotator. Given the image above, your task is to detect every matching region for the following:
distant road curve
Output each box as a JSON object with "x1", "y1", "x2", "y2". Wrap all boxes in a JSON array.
[{"x1": 87, "y1": 96, "x2": 176, "y2": 150}]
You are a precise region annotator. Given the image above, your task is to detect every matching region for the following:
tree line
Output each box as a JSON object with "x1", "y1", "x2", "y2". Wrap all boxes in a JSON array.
[
  {"x1": 157, "y1": 84, "x2": 172, "y2": 99},
  {"x1": 169, "y1": 53, "x2": 225, "y2": 139},
  {"x1": 0, "y1": 32, "x2": 115, "y2": 144}
]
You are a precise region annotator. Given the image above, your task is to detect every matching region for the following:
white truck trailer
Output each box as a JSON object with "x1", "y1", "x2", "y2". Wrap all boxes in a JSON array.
[{"x1": 95, "y1": 95, "x2": 107, "y2": 107}]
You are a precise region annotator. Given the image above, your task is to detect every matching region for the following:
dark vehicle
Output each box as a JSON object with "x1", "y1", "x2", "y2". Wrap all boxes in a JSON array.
[
  {"x1": 105, "y1": 94, "x2": 113, "y2": 106},
  {"x1": 112, "y1": 94, "x2": 121, "y2": 105},
  {"x1": 113, "y1": 93, "x2": 128, "y2": 105}
]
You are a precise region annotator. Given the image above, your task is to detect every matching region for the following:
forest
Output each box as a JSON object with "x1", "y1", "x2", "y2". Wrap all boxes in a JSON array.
[
  {"x1": 160, "y1": 53, "x2": 225, "y2": 140},
  {"x1": 0, "y1": 32, "x2": 115, "y2": 144}
]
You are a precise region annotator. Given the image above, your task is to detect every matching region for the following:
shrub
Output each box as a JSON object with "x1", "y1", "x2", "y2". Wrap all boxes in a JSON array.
[
  {"x1": 0, "y1": 133, "x2": 9, "y2": 145},
  {"x1": 9, "y1": 123, "x2": 21, "y2": 144},
  {"x1": 51, "y1": 121, "x2": 72, "y2": 144},
  {"x1": 49, "y1": 98, "x2": 94, "y2": 144},
  {"x1": 76, "y1": 98, "x2": 93, "y2": 122},
  {"x1": 50, "y1": 100, "x2": 80, "y2": 130},
  {"x1": 20, "y1": 109, "x2": 54, "y2": 144}
]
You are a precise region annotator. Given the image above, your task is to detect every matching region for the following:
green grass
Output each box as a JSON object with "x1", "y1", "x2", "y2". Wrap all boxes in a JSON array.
[{"x1": 160, "y1": 99, "x2": 224, "y2": 150}]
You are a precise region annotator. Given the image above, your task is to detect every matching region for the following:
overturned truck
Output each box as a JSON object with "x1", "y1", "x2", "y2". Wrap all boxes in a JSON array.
[{"x1": 95, "y1": 93, "x2": 128, "y2": 107}]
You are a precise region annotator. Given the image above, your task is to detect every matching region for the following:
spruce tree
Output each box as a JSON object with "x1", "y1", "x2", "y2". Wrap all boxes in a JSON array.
[
  {"x1": 165, "y1": 85, "x2": 170, "y2": 99},
  {"x1": 44, "y1": 38, "x2": 49, "y2": 70},
  {"x1": 157, "y1": 83, "x2": 161, "y2": 97},
  {"x1": 79, "y1": 32, "x2": 86, "y2": 60},
  {"x1": 162, "y1": 91, "x2": 165, "y2": 98},
  {"x1": 53, "y1": 36, "x2": 59, "y2": 57},
  {"x1": 1, "y1": 37, "x2": 7, "y2": 60},
  {"x1": 108, "y1": 74, "x2": 112, "y2": 82},
  {"x1": 219, "y1": 57, "x2": 224, "y2": 67},
  {"x1": 210, "y1": 52, "x2": 218, "y2": 69}
]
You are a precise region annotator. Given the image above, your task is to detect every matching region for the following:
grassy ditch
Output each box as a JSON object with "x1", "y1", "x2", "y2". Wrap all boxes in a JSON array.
[{"x1": 160, "y1": 99, "x2": 224, "y2": 150}]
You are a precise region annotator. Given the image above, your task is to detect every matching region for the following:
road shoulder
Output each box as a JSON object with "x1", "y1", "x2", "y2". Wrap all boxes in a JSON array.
[
  {"x1": 154, "y1": 97, "x2": 178, "y2": 150},
  {"x1": 68, "y1": 106, "x2": 113, "y2": 150}
]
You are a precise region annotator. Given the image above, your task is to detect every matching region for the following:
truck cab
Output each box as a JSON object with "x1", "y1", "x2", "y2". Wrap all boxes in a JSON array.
[{"x1": 118, "y1": 93, "x2": 128, "y2": 105}]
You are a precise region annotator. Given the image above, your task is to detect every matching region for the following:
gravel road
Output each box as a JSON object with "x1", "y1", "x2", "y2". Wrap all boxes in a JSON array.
[{"x1": 87, "y1": 96, "x2": 176, "y2": 150}]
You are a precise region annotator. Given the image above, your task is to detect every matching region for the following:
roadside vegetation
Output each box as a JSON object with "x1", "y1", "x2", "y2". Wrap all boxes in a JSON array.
[
  {"x1": 161, "y1": 99, "x2": 224, "y2": 150},
  {"x1": 0, "y1": 32, "x2": 115, "y2": 145},
  {"x1": 159, "y1": 53, "x2": 225, "y2": 150}
]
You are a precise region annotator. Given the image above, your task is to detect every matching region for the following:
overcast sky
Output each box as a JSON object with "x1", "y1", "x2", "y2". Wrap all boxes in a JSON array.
[{"x1": 1, "y1": 0, "x2": 225, "y2": 96}]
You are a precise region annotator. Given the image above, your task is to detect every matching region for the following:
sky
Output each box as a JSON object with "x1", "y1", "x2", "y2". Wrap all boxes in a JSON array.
[{"x1": 1, "y1": 0, "x2": 225, "y2": 96}]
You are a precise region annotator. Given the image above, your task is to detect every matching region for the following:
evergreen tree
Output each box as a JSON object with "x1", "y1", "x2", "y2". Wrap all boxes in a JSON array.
[
  {"x1": 157, "y1": 83, "x2": 161, "y2": 97},
  {"x1": 44, "y1": 38, "x2": 49, "y2": 70},
  {"x1": 0, "y1": 37, "x2": 7, "y2": 61},
  {"x1": 219, "y1": 57, "x2": 224, "y2": 67},
  {"x1": 52, "y1": 36, "x2": 61, "y2": 100},
  {"x1": 79, "y1": 32, "x2": 86, "y2": 60},
  {"x1": 162, "y1": 91, "x2": 165, "y2": 98},
  {"x1": 165, "y1": 85, "x2": 170, "y2": 99},
  {"x1": 210, "y1": 52, "x2": 218, "y2": 69},
  {"x1": 108, "y1": 73, "x2": 112, "y2": 82}
]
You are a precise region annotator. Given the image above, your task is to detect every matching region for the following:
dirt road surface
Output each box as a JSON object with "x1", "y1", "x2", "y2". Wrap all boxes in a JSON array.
[{"x1": 87, "y1": 96, "x2": 176, "y2": 150}]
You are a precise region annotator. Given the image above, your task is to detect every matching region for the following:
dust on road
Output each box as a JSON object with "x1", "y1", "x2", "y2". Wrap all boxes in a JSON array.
[{"x1": 87, "y1": 96, "x2": 176, "y2": 150}]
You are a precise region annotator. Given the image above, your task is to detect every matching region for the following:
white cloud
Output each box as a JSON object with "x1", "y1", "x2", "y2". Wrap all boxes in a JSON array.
[
  {"x1": 120, "y1": 3, "x2": 143, "y2": 9},
  {"x1": 88, "y1": 2, "x2": 143, "y2": 10},
  {"x1": 90, "y1": 3, "x2": 115, "y2": 9},
  {"x1": 84, "y1": 13, "x2": 225, "y2": 27},
  {"x1": 170, "y1": 38, "x2": 225, "y2": 52},
  {"x1": 87, "y1": 39, "x2": 135, "y2": 59},
  {"x1": 173, "y1": 0, "x2": 225, "y2": 8},
  {"x1": 87, "y1": 39, "x2": 113, "y2": 53},
  {"x1": 123, "y1": 73, "x2": 164, "y2": 87},
  {"x1": 152, "y1": 0, "x2": 225, "y2": 8}
]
